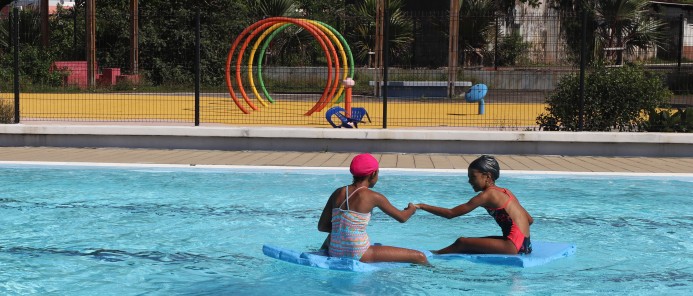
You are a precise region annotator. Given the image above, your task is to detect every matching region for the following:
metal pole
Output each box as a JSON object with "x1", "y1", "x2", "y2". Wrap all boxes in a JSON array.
[
  {"x1": 13, "y1": 7, "x2": 20, "y2": 123},
  {"x1": 382, "y1": 0, "x2": 389, "y2": 129},
  {"x1": 86, "y1": 0, "x2": 96, "y2": 88},
  {"x1": 677, "y1": 14, "x2": 684, "y2": 71},
  {"x1": 578, "y1": 9, "x2": 587, "y2": 131},
  {"x1": 73, "y1": 6, "x2": 77, "y2": 59},
  {"x1": 448, "y1": 0, "x2": 460, "y2": 98},
  {"x1": 194, "y1": 7, "x2": 201, "y2": 126},
  {"x1": 374, "y1": 0, "x2": 383, "y2": 98},
  {"x1": 40, "y1": 0, "x2": 49, "y2": 47},
  {"x1": 494, "y1": 14, "x2": 499, "y2": 70},
  {"x1": 130, "y1": 0, "x2": 139, "y2": 75}
]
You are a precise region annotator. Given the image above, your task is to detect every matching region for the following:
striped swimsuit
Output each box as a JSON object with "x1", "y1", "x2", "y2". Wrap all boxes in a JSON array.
[{"x1": 328, "y1": 186, "x2": 371, "y2": 259}]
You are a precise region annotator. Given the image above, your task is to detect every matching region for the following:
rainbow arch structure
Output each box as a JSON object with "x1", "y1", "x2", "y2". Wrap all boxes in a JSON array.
[{"x1": 225, "y1": 17, "x2": 354, "y2": 116}]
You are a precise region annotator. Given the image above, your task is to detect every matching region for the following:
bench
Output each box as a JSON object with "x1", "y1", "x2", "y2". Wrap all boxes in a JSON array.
[{"x1": 368, "y1": 81, "x2": 472, "y2": 98}]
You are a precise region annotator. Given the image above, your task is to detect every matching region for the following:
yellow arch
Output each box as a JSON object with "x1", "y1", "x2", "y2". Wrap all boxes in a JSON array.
[
  {"x1": 247, "y1": 22, "x2": 287, "y2": 108},
  {"x1": 305, "y1": 20, "x2": 349, "y2": 105},
  {"x1": 245, "y1": 19, "x2": 350, "y2": 109}
]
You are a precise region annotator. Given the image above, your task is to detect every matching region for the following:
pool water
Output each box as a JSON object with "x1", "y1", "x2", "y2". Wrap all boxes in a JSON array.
[{"x1": 0, "y1": 164, "x2": 691, "y2": 295}]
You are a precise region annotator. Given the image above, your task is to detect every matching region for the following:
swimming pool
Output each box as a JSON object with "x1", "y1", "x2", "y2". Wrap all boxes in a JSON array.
[{"x1": 0, "y1": 163, "x2": 690, "y2": 295}]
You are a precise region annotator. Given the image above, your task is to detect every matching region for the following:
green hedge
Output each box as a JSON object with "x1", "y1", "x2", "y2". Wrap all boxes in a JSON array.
[{"x1": 537, "y1": 63, "x2": 673, "y2": 131}]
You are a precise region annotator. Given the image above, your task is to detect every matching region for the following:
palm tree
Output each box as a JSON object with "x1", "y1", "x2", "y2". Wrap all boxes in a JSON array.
[
  {"x1": 347, "y1": 0, "x2": 413, "y2": 65},
  {"x1": 246, "y1": 0, "x2": 313, "y2": 66},
  {"x1": 248, "y1": 0, "x2": 301, "y2": 18},
  {"x1": 0, "y1": 1, "x2": 14, "y2": 51},
  {"x1": 552, "y1": 0, "x2": 666, "y2": 65},
  {"x1": 593, "y1": 0, "x2": 666, "y2": 64},
  {"x1": 0, "y1": 18, "x2": 7, "y2": 50},
  {"x1": 458, "y1": 0, "x2": 496, "y2": 66}
]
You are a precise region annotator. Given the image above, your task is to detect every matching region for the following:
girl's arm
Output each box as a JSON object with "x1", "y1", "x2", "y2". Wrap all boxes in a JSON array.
[
  {"x1": 373, "y1": 193, "x2": 416, "y2": 223},
  {"x1": 318, "y1": 190, "x2": 338, "y2": 233},
  {"x1": 417, "y1": 194, "x2": 485, "y2": 219},
  {"x1": 514, "y1": 194, "x2": 533, "y2": 225},
  {"x1": 319, "y1": 234, "x2": 330, "y2": 250},
  {"x1": 525, "y1": 208, "x2": 534, "y2": 225}
]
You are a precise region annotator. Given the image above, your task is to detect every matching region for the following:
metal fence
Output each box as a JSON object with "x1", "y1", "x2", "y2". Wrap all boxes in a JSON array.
[{"x1": 1, "y1": 5, "x2": 691, "y2": 130}]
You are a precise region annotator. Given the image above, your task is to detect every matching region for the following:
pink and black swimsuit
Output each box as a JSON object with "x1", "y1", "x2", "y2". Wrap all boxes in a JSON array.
[{"x1": 484, "y1": 187, "x2": 532, "y2": 254}]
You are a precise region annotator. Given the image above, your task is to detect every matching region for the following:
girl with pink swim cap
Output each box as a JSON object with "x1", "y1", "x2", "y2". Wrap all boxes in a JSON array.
[{"x1": 318, "y1": 153, "x2": 428, "y2": 265}]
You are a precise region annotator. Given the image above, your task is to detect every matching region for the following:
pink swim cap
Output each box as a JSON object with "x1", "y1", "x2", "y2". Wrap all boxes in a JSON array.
[{"x1": 350, "y1": 153, "x2": 379, "y2": 177}]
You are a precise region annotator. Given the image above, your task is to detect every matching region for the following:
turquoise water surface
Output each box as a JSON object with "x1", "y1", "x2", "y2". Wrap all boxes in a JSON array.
[{"x1": 0, "y1": 164, "x2": 691, "y2": 295}]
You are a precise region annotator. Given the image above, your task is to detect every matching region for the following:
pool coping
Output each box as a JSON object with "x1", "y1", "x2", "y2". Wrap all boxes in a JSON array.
[
  {"x1": 1, "y1": 124, "x2": 692, "y2": 157},
  {"x1": 3, "y1": 161, "x2": 693, "y2": 178}
]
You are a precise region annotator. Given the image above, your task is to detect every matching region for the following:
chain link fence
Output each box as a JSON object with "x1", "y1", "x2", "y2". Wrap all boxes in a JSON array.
[{"x1": 1, "y1": 3, "x2": 691, "y2": 130}]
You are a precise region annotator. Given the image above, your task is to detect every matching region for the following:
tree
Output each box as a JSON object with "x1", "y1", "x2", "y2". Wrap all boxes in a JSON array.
[
  {"x1": 593, "y1": 0, "x2": 666, "y2": 64},
  {"x1": 549, "y1": 0, "x2": 666, "y2": 65},
  {"x1": 347, "y1": 0, "x2": 413, "y2": 65},
  {"x1": 458, "y1": 0, "x2": 496, "y2": 66},
  {"x1": 295, "y1": 0, "x2": 345, "y2": 24},
  {"x1": 50, "y1": 4, "x2": 84, "y2": 61},
  {"x1": 0, "y1": 12, "x2": 7, "y2": 50},
  {"x1": 134, "y1": 0, "x2": 251, "y2": 86},
  {"x1": 0, "y1": 8, "x2": 63, "y2": 87},
  {"x1": 248, "y1": 0, "x2": 301, "y2": 19},
  {"x1": 0, "y1": 0, "x2": 14, "y2": 11},
  {"x1": 245, "y1": 0, "x2": 320, "y2": 67}
]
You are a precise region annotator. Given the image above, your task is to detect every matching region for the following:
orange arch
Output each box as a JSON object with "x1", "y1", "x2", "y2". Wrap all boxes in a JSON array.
[
  {"x1": 236, "y1": 19, "x2": 338, "y2": 115},
  {"x1": 225, "y1": 17, "x2": 343, "y2": 115}
]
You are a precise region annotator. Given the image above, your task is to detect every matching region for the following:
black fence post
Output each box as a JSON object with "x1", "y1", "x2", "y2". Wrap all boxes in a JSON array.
[
  {"x1": 677, "y1": 14, "x2": 684, "y2": 72},
  {"x1": 382, "y1": 1, "x2": 389, "y2": 129},
  {"x1": 494, "y1": 14, "x2": 499, "y2": 71},
  {"x1": 578, "y1": 9, "x2": 587, "y2": 131},
  {"x1": 194, "y1": 7, "x2": 201, "y2": 126},
  {"x1": 73, "y1": 6, "x2": 77, "y2": 59},
  {"x1": 13, "y1": 7, "x2": 20, "y2": 124}
]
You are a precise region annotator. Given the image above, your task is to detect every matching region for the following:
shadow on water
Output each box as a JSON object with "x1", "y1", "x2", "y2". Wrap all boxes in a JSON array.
[
  {"x1": 0, "y1": 245, "x2": 256, "y2": 265},
  {"x1": 0, "y1": 198, "x2": 317, "y2": 219}
]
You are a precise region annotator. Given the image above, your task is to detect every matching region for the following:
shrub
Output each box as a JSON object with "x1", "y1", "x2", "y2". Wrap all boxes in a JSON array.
[
  {"x1": 0, "y1": 99, "x2": 14, "y2": 124},
  {"x1": 495, "y1": 31, "x2": 530, "y2": 67},
  {"x1": 537, "y1": 63, "x2": 672, "y2": 131},
  {"x1": 640, "y1": 107, "x2": 693, "y2": 132}
]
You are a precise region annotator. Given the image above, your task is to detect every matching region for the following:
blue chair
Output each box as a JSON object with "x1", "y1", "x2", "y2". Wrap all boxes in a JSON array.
[{"x1": 325, "y1": 106, "x2": 371, "y2": 128}]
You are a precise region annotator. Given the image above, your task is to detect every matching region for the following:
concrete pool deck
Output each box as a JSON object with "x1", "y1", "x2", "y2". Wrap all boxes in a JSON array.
[
  {"x1": 1, "y1": 146, "x2": 692, "y2": 174},
  {"x1": 1, "y1": 124, "x2": 692, "y2": 173}
]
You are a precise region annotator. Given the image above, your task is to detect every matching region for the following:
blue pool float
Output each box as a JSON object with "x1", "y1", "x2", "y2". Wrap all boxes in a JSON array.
[
  {"x1": 262, "y1": 244, "x2": 416, "y2": 272},
  {"x1": 433, "y1": 241, "x2": 576, "y2": 268},
  {"x1": 263, "y1": 241, "x2": 576, "y2": 272}
]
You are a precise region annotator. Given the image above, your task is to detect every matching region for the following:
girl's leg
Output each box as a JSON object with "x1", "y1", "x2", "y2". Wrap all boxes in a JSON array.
[
  {"x1": 319, "y1": 234, "x2": 330, "y2": 251},
  {"x1": 360, "y1": 245, "x2": 429, "y2": 265},
  {"x1": 435, "y1": 236, "x2": 517, "y2": 254}
]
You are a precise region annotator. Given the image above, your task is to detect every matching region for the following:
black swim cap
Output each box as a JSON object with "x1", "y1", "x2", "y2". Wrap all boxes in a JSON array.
[{"x1": 468, "y1": 155, "x2": 500, "y2": 180}]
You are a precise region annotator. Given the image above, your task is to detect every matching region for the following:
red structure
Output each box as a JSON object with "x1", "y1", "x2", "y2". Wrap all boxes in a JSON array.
[
  {"x1": 98, "y1": 68, "x2": 120, "y2": 86},
  {"x1": 50, "y1": 61, "x2": 89, "y2": 88},
  {"x1": 51, "y1": 61, "x2": 139, "y2": 88}
]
